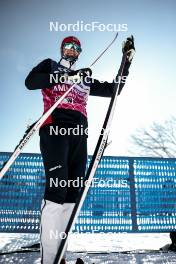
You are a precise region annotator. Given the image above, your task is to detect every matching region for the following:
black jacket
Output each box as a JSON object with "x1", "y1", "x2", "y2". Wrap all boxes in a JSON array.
[{"x1": 25, "y1": 58, "x2": 130, "y2": 128}]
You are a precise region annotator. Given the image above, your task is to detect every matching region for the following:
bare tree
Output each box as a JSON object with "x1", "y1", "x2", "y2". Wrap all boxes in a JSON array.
[
  {"x1": 130, "y1": 116, "x2": 176, "y2": 246},
  {"x1": 130, "y1": 116, "x2": 176, "y2": 158}
]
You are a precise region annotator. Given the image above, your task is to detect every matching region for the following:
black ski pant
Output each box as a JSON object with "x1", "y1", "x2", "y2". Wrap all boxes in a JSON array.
[{"x1": 39, "y1": 124, "x2": 87, "y2": 204}]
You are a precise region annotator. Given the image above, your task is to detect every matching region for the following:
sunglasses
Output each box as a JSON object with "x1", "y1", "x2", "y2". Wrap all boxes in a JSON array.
[{"x1": 63, "y1": 42, "x2": 82, "y2": 53}]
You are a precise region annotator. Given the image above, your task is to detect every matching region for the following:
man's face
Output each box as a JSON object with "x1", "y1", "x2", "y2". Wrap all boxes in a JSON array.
[
  {"x1": 62, "y1": 42, "x2": 81, "y2": 61},
  {"x1": 63, "y1": 47, "x2": 80, "y2": 59}
]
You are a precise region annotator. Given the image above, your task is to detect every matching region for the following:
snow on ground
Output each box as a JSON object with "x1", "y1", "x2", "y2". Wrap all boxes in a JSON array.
[{"x1": 0, "y1": 233, "x2": 176, "y2": 263}]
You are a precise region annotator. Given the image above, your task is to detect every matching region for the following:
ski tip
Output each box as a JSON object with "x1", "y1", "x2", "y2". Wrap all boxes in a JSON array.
[
  {"x1": 75, "y1": 258, "x2": 84, "y2": 264},
  {"x1": 60, "y1": 258, "x2": 66, "y2": 264}
]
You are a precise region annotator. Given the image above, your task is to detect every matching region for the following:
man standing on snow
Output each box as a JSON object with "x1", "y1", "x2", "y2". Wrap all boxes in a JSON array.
[{"x1": 25, "y1": 35, "x2": 135, "y2": 264}]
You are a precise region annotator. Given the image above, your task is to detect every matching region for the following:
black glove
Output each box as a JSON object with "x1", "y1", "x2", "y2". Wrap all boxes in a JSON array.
[
  {"x1": 77, "y1": 68, "x2": 92, "y2": 78},
  {"x1": 58, "y1": 68, "x2": 92, "y2": 84},
  {"x1": 122, "y1": 35, "x2": 135, "y2": 62},
  {"x1": 71, "y1": 68, "x2": 92, "y2": 84}
]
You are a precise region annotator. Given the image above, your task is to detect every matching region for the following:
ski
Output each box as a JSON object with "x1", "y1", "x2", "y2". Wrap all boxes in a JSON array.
[
  {"x1": 0, "y1": 248, "x2": 39, "y2": 256},
  {"x1": 0, "y1": 33, "x2": 118, "y2": 180},
  {"x1": 54, "y1": 50, "x2": 134, "y2": 264},
  {"x1": 74, "y1": 249, "x2": 169, "y2": 254}
]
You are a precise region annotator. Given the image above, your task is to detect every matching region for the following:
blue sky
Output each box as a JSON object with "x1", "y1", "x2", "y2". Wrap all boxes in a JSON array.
[{"x1": 1, "y1": 0, "x2": 176, "y2": 156}]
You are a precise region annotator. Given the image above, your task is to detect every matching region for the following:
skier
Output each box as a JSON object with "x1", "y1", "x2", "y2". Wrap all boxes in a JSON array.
[{"x1": 25, "y1": 35, "x2": 135, "y2": 264}]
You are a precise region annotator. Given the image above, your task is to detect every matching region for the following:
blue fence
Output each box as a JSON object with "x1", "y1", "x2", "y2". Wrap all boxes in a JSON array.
[{"x1": 0, "y1": 152, "x2": 176, "y2": 233}]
